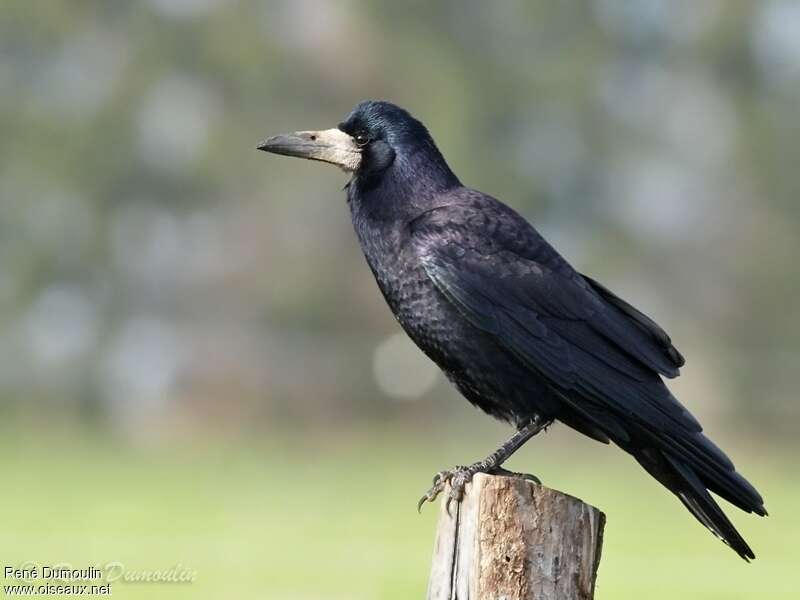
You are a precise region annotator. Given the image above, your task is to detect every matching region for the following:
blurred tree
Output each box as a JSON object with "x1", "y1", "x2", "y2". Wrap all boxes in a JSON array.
[{"x1": 0, "y1": 0, "x2": 797, "y2": 436}]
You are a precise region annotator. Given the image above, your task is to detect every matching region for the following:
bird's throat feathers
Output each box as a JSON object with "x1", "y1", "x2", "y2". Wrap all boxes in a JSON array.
[{"x1": 348, "y1": 140, "x2": 460, "y2": 222}]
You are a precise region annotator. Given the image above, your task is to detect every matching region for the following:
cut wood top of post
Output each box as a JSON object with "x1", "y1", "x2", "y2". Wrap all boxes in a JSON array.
[{"x1": 427, "y1": 473, "x2": 606, "y2": 600}]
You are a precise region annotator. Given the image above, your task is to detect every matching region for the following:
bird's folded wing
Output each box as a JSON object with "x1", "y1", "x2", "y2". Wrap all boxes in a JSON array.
[
  {"x1": 419, "y1": 242, "x2": 702, "y2": 437},
  {"x1": 580, "y1": 273, "x2": 685, "y2": 370}
]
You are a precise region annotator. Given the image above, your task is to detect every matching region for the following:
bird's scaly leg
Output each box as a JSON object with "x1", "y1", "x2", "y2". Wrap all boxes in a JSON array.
[{"x1": 417, "y1": 416, "x2": 550, "y2": 514}]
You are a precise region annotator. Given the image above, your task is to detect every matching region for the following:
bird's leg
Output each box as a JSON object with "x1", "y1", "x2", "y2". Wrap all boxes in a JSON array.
[{"x1": 417, "y1": 416, "x2": 549, "y2": 514}]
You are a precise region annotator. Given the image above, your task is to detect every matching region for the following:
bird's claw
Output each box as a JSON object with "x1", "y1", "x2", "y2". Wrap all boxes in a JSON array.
[
  {"x1": 417, "y1": 470, "x2": 450, "y2": 512},
  {"x1": 417, "y1": 466, "x2": 475, "y2": 516},
  {"x1": 417, "y1": 465, "x2": 543, "y2": 514}
]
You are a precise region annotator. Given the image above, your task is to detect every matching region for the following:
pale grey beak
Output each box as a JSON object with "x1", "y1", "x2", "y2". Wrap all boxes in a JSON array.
[{"x1": 257, "y1": 128, "x2": 361, "y2": 172}]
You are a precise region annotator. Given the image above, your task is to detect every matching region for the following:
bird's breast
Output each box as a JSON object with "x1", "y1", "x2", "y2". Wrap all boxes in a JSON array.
[
  {"x1": 350, "y1": 213, "x2": 556, "y2": 424},
  {"x1": 352, "y1": 218, "x2": 457, "y2": 361}
]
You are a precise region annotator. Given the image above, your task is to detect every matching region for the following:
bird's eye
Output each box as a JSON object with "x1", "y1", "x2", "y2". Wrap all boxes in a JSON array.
[{"x1": 354, "y1": 132, "x2": 370, "y2": 147}]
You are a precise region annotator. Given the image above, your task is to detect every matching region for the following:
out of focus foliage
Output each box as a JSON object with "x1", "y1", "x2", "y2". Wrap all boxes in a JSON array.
[{"x1": 1, "y1": 0, "x2": 798, "y2": 437}]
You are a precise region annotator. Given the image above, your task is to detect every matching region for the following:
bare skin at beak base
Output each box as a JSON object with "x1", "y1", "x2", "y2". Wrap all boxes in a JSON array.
[{"x1": 257, "y1": 128, "x2": 361, "y2": 172}]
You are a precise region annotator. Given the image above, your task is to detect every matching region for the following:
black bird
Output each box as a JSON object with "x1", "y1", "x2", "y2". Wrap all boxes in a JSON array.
[{"x1": 258, "y1": 100, "x2": 766, "y2": 560}]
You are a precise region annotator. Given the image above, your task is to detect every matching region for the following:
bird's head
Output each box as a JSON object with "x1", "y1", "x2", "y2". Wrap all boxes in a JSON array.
[{"x1": 258, "y1": 100, "x2": 457, "y2": 189}]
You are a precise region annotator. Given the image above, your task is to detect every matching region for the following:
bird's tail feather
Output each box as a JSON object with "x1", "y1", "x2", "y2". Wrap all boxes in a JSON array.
[
  {"x1": 662, "y1": 431, "x2": 766, "y2": 517},
  {"x1": 556, "y1": 390, "x2": 765, "y2": 558},
  {"x1": 633, "y1": 446, "x2": 758, "y2": 561}
]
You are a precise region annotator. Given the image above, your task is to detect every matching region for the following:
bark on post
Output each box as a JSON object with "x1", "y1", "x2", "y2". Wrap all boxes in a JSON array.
[{"x1": 427, "y1": 473, "x2": 605, "y2": 600}]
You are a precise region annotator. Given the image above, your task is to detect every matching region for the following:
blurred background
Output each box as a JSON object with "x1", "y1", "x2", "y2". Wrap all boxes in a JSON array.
[{"x1": 1, "y1": 1, "x2": 798, "y2": 598}]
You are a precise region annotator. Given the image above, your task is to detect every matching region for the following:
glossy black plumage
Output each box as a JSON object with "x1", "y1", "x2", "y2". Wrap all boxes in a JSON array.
[{"x1": 282, "y1": 101, "x2": 767, "y2": 559}]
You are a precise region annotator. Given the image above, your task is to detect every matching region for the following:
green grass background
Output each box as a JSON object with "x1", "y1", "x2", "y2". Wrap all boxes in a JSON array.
[{"x1": 1, "y1": 422, "x2": 795, "y2": 599}]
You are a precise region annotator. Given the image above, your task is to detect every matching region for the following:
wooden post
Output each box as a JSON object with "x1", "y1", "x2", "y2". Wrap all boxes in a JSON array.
[{"x1": 427, "y1": 473, "x2": 605, "y2": 600}]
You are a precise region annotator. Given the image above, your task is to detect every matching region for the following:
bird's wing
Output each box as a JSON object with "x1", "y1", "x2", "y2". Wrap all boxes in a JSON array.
[
  {"x1": 580, "y1": 273, "x2": 685, "y2": 370},
  {"x1": 411, "y1": 197, "x2": 684, "y2": 380},
  {"x1": 411, "y1": 207, "x2": 698, "y2": 439}
]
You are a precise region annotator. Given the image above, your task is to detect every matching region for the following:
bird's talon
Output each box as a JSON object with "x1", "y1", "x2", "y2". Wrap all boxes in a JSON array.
[
  {"x1": 417, "y1": 465, "x2": 477, "y2": 515},
  {"x1": 417, "y1": 471, "x2": 453, "y2": 512},
  {"x1": 416, "y1": 495, "x2": 428, "y2": 513}
]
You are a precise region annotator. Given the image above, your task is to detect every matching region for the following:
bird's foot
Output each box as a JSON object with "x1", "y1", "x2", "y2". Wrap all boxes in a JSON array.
[
  {"x1": 417, "y1": 465, "x2": 478, "y2": 515},
  {"x1": 416, "y1": 464, "x2": 541, "y2": 515},
  {"x1": 418, "y1": 419, "x2": 548, "y2": 515}
]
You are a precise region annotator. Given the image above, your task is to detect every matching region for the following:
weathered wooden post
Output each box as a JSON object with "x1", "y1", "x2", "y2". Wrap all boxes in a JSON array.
[{"x1": 427, "y1": 474, "x2": 605, "y2": 600}]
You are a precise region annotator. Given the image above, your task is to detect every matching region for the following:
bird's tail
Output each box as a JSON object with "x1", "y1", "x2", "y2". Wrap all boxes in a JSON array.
[{"x1": 631, "y1": 438, "x2": 766, "y2": 561}]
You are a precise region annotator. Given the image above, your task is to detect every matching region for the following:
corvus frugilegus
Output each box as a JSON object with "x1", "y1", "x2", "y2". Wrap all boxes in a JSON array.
[{"x1": 258, "y1": 100, "x2": 766, "y2": 560}]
